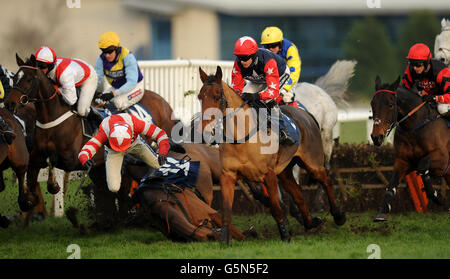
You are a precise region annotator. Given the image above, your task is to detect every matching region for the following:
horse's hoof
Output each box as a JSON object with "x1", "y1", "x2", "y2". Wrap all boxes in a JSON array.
[
  {"x1": 373, "y1": 213, "x2": 388, "y2": 222},
  {"x1": 0, "y1": 215, "x2": 11, "y2": 228},
  {"x1": 333, "y1": 212, "x2": 346, "y2": 226},
  {"x1": 305, "y1": 216, "x2": 323, "y2": 231},
  {"x1": 219, "y1": 226, "x2": 230, "y2": 244},
  {"x1": 277, "y1": 221, "x2": 291, "y2": 242},
  {"x1": 47, "y1": 183, "x2": 60, "y2": 195},
  {"x1": 427, "y1": 190, "x2": 445, "y2": 206},
  {"x1": 18, "y1": 197, "x2": 35, "y2": 212}
]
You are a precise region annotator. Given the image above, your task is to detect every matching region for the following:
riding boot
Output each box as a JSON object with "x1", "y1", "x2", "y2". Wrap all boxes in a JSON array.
[
  {"x1": 86, "y1": 107, "x2": 104, "y2": 127},
  {"x1": 277, "y1": 117, "x2": 295, "y2": 146},
  {"x1": 0, "y1": 117, "x2": 15, "y2": 145},
  {"x1": 268, "y1": 104, "x2": 295, "y2": 146}
]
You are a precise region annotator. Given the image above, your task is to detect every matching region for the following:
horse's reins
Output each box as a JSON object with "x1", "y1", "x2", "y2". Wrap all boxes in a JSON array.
[
  {"x1": 12, "y1": 65, "x2": 60, "y2": 105},
  {"x1": 374, "y1": 89, "x2": 427, "y2": 137},
  {"x1": 203, "y1": 81, "x2": 261, "y2": 144}
]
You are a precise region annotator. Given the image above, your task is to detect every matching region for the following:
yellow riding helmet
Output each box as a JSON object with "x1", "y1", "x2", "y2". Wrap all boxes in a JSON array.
[
  {"x1": 261, "y1": 26, "x2": 283, "y2": 45},
  {"x1": 98, "y1": 31, "x2": 121, "y2": 49}
]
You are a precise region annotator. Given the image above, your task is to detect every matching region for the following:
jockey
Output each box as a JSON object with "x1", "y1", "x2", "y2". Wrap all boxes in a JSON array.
[
  {"x1": 78, "y1": 112, "x2": 170, "y2": 193},
  {"x1": 231, "y1": 36, "x2": 294, "y2": 145},
  {"x1": 0, "y1": 65, "x2": 14, "y2": 103},
  {"x1": 401, "y1": 43, "x2": 450, "y2": 117},
  {"x1": 94, "y1": 31, "x2": 144, "y2": 111},
  {"x1": 34, "y1": 46, "x2": 103, "y2": 124},
  {"x1": 261, "y1": 26, "x2": 301, "y2": 107}
]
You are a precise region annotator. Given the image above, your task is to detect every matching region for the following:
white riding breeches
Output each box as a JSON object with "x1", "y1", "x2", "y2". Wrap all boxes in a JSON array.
[
  {"x1": 105, "y1": 137, "x2": 160, "y2": 193},
  {"x1": 98, "y1": 78, "x2": 145, "y2": 111},
  {"x1": 437, "y1": 103, "x2": 450, "y2": 115},
  {"x1": 77, "y1": 65, "x2": 98, "y2": 117}
]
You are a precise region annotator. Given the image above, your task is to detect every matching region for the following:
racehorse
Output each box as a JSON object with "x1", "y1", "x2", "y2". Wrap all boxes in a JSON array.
[
  {"x1": 0, "y1": 107, "x2": 30, "y2": 227},
  {"x1": 293, "y1": 60, "x2": 356, "y2": 168},
  {"x1": 435, "y1": 18, "x2": 450, "y2": 66},
  {"x1": 134, "y1": 176, "x2": 246, "y2": 242},
  {"x1": 197, "y1": 66, "x2": 346, "y2": 243},
  {"x1": 370, "y1": 76, "x2": 449, "y2": 222},
  {"x1": 4, "y1": 54, "x2": 181, "y2": 214}
]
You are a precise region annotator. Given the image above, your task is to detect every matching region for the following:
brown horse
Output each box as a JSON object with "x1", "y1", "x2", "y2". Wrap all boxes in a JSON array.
[
  {"x1": 370, "y1": 76, "x2": 449, "y2": 222},
  {"x1": 134, "y1": 177, "x2": 246, "y2": 242},
  {"x1": 0, "y1": 107, "x2": 31, "y2": 226},
  {"x1": 197, "y1": 66, "x2": 346, "y2": 243},
  {"x1": 4, "y1": 54, "x2": 181, "y2": 214}
]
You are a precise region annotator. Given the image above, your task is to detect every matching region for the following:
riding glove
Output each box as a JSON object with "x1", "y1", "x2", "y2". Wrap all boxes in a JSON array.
[
  {"x1": 83, "y1": 159, "x2": 95, "y2": 170},
  {"x1": 158, "y1": 154, "x2": 167, "y2": 166},
  {"x1": 101, "y1": 92, "x2": 115, "y2": 102},
  {"x1": 421, "y1": 94, "x2": 436, "y2": 103},
  {"x1": 240, "y1": 92, "x2": 261, "y2": 103}
]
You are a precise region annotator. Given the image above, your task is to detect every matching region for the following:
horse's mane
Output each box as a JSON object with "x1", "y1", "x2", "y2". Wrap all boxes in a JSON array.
[{"x1": 396, "y1": 86, "x2": 421, "y2": 100}]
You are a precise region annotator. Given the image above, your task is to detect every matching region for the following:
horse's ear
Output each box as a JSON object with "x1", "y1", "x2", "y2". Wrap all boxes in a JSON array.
[
  {"x1": 391, "y1": 76, "x2": 401, "y2": 90},
  {"x1": 29, "y1": 54, "x2": 37, "y2": 66},
  {"x1": 16, "y1": 53, "x2": 24, "y2": 66},
  {"x1": 215, "y1": 66, "x2": 222, "y2": 83},
  {"x1": 199, "y1": 67, "x2": 208, "y2": 84},
  {"x1": 442, "y1": 18, "x2": 447, "y2": 30},
  {"x1": 375, "y1": 75, "x2": 382, "y2": 91}
]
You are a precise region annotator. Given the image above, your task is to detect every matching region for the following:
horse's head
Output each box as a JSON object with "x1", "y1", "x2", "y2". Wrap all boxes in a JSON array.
[
  {"x1": 198, "y1": 66, "x2": 225, "y2": 131},
  {"x1": 370, "y1": 75, "x2": 401, "y2": 146},
  {"x1": 4, "y1": 54, "x2": 53, "y2": 113},
  {"x1": 434, "y1": 18, "x2": 450, "y2": 65}
]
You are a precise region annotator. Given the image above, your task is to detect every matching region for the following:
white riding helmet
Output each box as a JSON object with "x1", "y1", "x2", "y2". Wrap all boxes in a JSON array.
[{"x1": 35, "y1": 46, "x2": 57, "y2": 64}]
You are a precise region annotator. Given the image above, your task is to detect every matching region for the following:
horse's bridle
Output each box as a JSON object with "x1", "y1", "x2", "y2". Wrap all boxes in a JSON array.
[
  {"x1": 12, "y1": 65, "x2": 59, "y2": 105},
  {"x1": 199, "y1": 81, "x2": 261, "y2": 144},
  {"x1": 374, "y1": 89, "x2": 429, "y2": 137},
  {"x1": 373, "y1": 89, "x2": 399, "y2": 138}
]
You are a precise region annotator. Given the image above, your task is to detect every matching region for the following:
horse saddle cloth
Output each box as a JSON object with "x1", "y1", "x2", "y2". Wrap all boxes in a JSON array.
[
  {"x1": 126, "y1": 103, "x2": 154, "y2": 125},
  {"x1": 104, "y1": 101, "x2": 154, "y2": 125},
  {"x1": 138, "y1": 156, "x2": 201, "y2": 191},
  {"x1": 279, "y1": 112, "x2": 301, "y2": 146},
  {"x1": 293, "y1": 100, "x2": 309, "y2": 113}
]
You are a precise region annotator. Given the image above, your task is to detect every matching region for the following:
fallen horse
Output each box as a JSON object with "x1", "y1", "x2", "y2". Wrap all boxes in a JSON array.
[{"x1": 132, "y1": 156, "x2": 248, "y2": 242}]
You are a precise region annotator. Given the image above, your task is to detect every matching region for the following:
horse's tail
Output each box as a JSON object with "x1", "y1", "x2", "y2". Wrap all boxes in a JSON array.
[{"x1": 314, "y1": 60, "x2": 357, "y2": 108}]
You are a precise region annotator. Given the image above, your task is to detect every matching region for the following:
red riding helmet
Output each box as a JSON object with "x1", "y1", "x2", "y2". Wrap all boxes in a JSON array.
[
  {"x1": 109, "y1": 122, "x2": 133, "y2": 152},
  {"x1": 233, "y1": 36, "x2": 258, "y2": 55},
  {"x1": 406, "y1": 43, "x2": 432, "y2": 61}
]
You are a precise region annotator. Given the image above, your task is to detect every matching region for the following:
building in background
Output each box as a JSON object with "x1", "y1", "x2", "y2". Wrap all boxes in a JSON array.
[
  {"x1": 0, "y1": 0, "x2": 448, "y2": 82},
  {"x1": 123, "y1": 0, "x2": 450, "y2": 82}
]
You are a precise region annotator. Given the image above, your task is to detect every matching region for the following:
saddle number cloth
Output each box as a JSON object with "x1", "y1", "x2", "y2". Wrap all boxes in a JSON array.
[{"x1": 140, "y1": 157, "x2": 201, "y2": 190}]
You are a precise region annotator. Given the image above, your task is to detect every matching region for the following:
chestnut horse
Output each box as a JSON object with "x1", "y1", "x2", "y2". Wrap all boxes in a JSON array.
[
  {"x1": 4, "y1": 54, "x2": 180, "y2": 213},
  {"x1": 370, "y1": 76, "x2": 449, "y2": 222},
  {"x1": 0, "y1": 107, "x2": 30, "y2": 227},
  {"x1": 197, "y1": 66, "x2": 346, "y2": 243}
]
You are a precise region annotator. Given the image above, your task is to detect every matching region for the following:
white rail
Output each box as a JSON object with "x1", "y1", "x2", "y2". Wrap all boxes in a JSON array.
[{"x1": 138, "y1": 59, "x2": 234, "y2": 124}]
